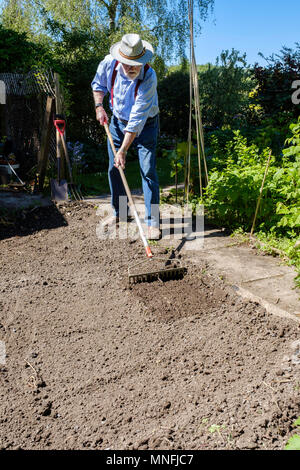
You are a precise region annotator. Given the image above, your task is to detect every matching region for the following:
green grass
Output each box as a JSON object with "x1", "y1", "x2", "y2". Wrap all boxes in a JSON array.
[{"x1": 76, "y1": 157, "x2": 184, "y2": 196}]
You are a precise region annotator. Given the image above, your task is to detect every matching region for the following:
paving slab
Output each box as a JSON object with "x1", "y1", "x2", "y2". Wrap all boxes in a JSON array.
[{"x1": 181, "y1": 240, "x2": 300, "y2": 322}]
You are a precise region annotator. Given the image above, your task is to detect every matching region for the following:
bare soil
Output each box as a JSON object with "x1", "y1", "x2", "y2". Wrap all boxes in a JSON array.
[{"x1": 0, "y1": 202, "x2": 299, "y2": 450}]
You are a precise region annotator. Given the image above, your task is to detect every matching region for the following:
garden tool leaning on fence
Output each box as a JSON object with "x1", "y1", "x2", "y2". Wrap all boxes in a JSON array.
[
  {"x1": 104, "y1": 122, "x2": 187, "y2": 283},
  {"x1": 53, "y1": 115, "x2": 84, "y2": 201},
  {"x1": 50, "y1": 118, "x2": 68, "y2": 202}
]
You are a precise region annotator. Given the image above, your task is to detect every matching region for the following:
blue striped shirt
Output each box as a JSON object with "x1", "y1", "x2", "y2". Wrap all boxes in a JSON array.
[{"x1": 91, "y1": 54, "x2": 159, "y2": 136}]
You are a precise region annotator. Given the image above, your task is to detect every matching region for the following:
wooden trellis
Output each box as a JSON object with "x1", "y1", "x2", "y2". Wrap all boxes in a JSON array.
[{"x1": 0, "y1": 70, "x2": 55, "y2": 97}]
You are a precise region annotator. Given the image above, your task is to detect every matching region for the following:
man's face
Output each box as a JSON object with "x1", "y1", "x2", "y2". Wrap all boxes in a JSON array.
[{"x1": 122, "y1": 63, "x2": 142, "y2": 80}]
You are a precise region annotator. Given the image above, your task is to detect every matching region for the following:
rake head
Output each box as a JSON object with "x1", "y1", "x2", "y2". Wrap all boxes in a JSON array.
[{"x1": 128, "y1": 258, "x2": 187, "y2": 284}]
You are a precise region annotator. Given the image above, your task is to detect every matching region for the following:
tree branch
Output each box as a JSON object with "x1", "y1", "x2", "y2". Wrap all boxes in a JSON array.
[{"x1": 95, "y1": 0, "x2": 110, "y2": 10}]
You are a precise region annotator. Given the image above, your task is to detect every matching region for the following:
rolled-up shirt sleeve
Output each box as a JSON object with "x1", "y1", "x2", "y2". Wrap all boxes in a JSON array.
[
  {"x1": 124, "y1": 69, "x2": 157, "y2": 136},
  {"x1": 91, "y1": 55, "x2": 111, "y2": 94}
]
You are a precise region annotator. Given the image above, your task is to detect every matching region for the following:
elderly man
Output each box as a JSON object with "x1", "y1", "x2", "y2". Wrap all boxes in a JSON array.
[{"x1": 91, "y1": 33, "x2": 160, "y2": 239}]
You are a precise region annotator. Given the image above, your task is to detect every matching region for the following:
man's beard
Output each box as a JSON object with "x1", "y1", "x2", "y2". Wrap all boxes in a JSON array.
[{"x1": 122, "y1": 67, "x2": 140, "y2": 81}]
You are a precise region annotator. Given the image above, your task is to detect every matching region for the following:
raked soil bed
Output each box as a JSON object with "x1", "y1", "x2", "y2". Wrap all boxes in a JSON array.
[{"x1": 0, "y1": 201, "x2": 299, "y2": 450}]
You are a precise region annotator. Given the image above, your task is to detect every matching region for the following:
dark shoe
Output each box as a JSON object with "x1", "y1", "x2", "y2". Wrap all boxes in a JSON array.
[{"x1": 119, "y1": 215, "x2": 134, "y2": 223}]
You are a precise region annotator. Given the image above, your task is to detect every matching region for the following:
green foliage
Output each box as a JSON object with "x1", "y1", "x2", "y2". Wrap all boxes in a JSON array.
[
  {"x1": 284, "y1": 117, "x2": 300, "y2": 153},
  {"x1": 0, "y1": 24, "x2": 50, "y2": 72},
  {"x1": 285, "y1": 434, "x2": 300, "y2": 450},
  {"x1": 194, "y1": 120, "x2": 299, "y2": 285},
  {"x1": 68, "y1": 139, "x2": 108, "y2": 174},
  {"x1": 285, "y1": 417, "x2": 300, "y2": 450},
  {"x1": 205, "y1": 114, "x2": 296, "y2": 164},
  {"x1": 161, "y1": 141, "x2": 189, "y2": 186},
  {"x1": 1, "y1": 0, "x2": 215, "y2": 65},
  {"x1": 208, "y1": 423, "x2": 226, "y2": 434},
  {"x1": 203, "y1": 129, "x2": 300, "y2": 237},
  {"x1": 255, "y1": 231, "x2": 300, "y2": 288},
  {"x1": 43, "y1": 18, "x2": 110, "y2": 143},
  {"x1": 1, "y1": 0, "x2": 37, "y2": 36},
  {"x1": 198, "y1": 49, "x2": 255, "y2": 128},
  {"x1": 167, "y1": 150, "x2": 183, "y2": 179},
  {"x1": 158, "y1": 49, "x2": 255, "y2": 137},
  {"x1": 175, "y1": 141, "x2": 201, "y2": 194},
  {"x1": 158, "y1": 70, "x2": 190, "y2": 138},
  {"x1": 251, "y1": 114, "x2": 293, "y2": 156},
  {"x1": 77, "y1": 152, "x2": 180, "y2": 196},
  {"x1": 252, "y1": 44, "x2": 300, "y2": 122}
]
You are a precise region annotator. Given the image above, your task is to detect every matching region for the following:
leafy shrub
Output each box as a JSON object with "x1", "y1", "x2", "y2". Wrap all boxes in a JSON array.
[
  {"x1": 158, "y1": 49, "x2": 255, "y2": 138},
  {"x1": 203, "y1": 129, "x2": 300, "y2": 236},
  {"x1": 252, "y1": 44, "x2": 300, "y2": 122},
  {"x1": 0, "y1": 24, "x2": 50, "y2": 73},
  {"x1": 252, "y1": 114, "x2": 293, "y2": 156},
  {"x1": 205, "y1": 115, "x2": 293, "y2": 165},
  {"x1": 198, "y1": 49, "x2": 255, "y2": 128},
  {"x1": 158, "y1": 70, "x2": 190, "y2": 138}
]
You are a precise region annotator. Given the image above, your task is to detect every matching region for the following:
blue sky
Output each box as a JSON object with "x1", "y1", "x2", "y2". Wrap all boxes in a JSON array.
[{"x1": 193, "y1": 0, "x2": 300, "y2": 66}]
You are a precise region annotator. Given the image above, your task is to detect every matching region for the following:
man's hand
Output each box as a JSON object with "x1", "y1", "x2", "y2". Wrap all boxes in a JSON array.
[
  {"x1": 96, "y1": 107, "x2": 108, "y2": 126},
  {"x1": 113, "y1": 131, "x2": 136, "y2": 170},
  {"x1": 114, "y1": 148, "x2": 126, "y2": 170}
]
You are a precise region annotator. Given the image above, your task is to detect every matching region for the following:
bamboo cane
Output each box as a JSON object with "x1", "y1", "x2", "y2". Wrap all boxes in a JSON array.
[
  {"x1": 187, "y1": 0, "x2": 209, "y2": 198},
  {"x1": 250, "y1": 150, "x2": 272, "y2": 237},
  {"x1": 186, "y1": 40, "x2": 193, "y2": 203}
]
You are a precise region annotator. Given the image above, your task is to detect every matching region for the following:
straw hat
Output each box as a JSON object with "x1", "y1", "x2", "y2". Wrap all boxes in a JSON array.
[{"x1": 110, "y1": 33, "x2": 154, "y2": 66}]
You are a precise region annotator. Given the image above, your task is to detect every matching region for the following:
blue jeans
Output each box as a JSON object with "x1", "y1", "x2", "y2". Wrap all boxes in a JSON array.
[{"x1": 107, "y1": 114, "x2": 160, "y2": 227}]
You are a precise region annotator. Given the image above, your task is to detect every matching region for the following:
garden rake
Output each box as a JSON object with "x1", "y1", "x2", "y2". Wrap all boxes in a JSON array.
[
  {"x1": 54, "y1": 115, "x2": 84, "y2": 201},
  {"x1": 104, "y1": 123, "x2": 187, "y2": 284}
]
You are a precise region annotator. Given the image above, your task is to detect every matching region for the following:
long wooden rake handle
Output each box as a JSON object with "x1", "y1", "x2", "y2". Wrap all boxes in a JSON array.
[{"x1": 104, "y1": 123, "x2": 153, "y2": 258}]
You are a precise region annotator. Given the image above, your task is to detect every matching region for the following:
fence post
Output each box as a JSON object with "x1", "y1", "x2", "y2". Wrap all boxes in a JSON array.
[{"x1": 38, "y1": 95, "x2": 54, "y2": 190}]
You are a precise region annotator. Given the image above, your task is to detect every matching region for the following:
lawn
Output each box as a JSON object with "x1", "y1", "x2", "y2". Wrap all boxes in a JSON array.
[{"x1": 76, "y1": 156, "x2": 183, "y2": 196}]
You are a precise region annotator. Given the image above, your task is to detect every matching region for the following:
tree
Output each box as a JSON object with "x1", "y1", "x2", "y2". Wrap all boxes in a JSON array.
[
  {"x1": 252, "y1": 44, "x2": 300, "y2": 122},
  {"x1": 198, "y1": 49, "x2": 255, "y2": 128},
  {"x1": 0, "y1": 23, "x2": 48, "y2": 72},
  {"x1": 158, "y1": 70, "x2": 190, "y2": 138},
  {"x1": 157, "y1": 49, "x2": 255, "y2": 137},
  {"x1": 1, "y1": 0, "x2": 34, "y2": 35},
  {"x1": 1, "y1": 0, "x2": 215, "y2": 64},
  {"x1": 47, "y1": 21, "x2": 109, "y2": 142}
]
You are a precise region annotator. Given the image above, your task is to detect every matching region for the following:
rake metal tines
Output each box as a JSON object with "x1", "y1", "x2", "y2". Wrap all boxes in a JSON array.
[
  {"x1": 68, "y1": 183, "x2": 84, "y2": 201},
  {"x1": 128, "y1": 258, "x2": 187, "y2": 284}
]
